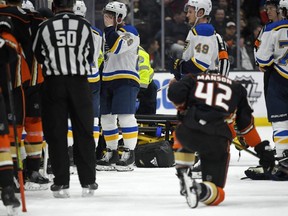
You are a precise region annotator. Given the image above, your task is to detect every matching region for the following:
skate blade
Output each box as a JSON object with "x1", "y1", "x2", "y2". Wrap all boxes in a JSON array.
[
  {"x1": 25, "y1": 182, "x2": 49, "y2": 191},
  {"x1": 52, "y1": 189, "x2": 70, "y2": 198},
  {"x1": 183, "y1": 173, "x2": 199, "y2": 208},
  {"x1": 82, "y1": 188, "x2": 95, "y2": 197},
  {"x1": 96, "y1": 165, "x2": 116, "y2": 171},
  {"x1": 70, "y1": 166, "x2": 78, "y2": 175},
  {"x1": 6, "y1": 205, "x2": 19, "y2": 216},
  {"x1": 115, "y1": 165, "x2": 134, "y2": 172}
]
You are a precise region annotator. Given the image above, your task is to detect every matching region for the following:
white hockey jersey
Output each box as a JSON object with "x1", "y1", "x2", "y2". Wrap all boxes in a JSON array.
[
  {"x1": 182, "y1": 23, "x2": 218, "y2": 71},
  {"x1": 102, "y1": 25, "x2": 140, "y2": 83},
  {"x1": 88, "y1": 26, "x2": 102, "y2": 83},
  {"x1": 256, "y1": 19, "x2": 288, "y2": 80}
]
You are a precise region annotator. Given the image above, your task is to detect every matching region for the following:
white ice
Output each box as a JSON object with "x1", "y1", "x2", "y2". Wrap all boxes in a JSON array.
[{"x1": 1, "y1": 126, "x2": 287, "y2": 216}]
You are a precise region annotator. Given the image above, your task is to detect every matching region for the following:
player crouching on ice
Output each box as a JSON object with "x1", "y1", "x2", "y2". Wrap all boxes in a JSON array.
[{"x1": 167, "y1": 71, "x2": 275, "y2": 208}]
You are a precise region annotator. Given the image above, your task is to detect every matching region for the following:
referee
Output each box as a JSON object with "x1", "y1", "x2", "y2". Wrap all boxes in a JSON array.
[{"x1": 33, "y1": 0, "x2": 98, "y2": 197}]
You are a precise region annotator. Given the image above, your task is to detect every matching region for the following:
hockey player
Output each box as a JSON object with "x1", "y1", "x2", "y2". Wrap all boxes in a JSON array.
[
  {"x1": 33, "y1": 0, "x2": 98, "y2": 198},
  {"x1": 96, "y1": 1, "x2": 140, "y2": 171},
  {"x1": 167, "y1": 71, "x2": 275, "y2": 207},
  {"x1": 136, "y1": 46, "x2": 158, "y2": 115},
  {"x1": 72, "y1": 0, "x2": 102, "y2": 149},
  {"x1": 3, "y1": 0, "x2": 50, "y2": 191},
  {"x1": 0, "y1": 1, "x2": 37, "y2": 189},
  {"x1": 0, "y1": 16, "x2": 21, "y2": 215},
  {"x1": 169, "y1": 0, "x2": 230, "y2": 82},
  {"x1": 244, "y1": 0, "x2": 281, "y2": 180},
  {"x1": 168, "y1": 0, "x2": 230, "y2": 178},
  {"x1": 255, "y1": 0, "x2": 288, "y2": 180},
  {"x1": 255, "y1": 0, "x2": 281, "y2": 97}
]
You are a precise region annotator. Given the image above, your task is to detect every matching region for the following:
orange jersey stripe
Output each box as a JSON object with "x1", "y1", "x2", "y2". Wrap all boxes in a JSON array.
[{"x1": 218, "y1": 50, "x2": 229, "y2": 60}]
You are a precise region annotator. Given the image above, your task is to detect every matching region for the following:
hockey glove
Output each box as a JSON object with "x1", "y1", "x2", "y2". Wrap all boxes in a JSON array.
[
  {"x1": 254, "y1": 140, "x2": 275, "y2": 171},
  {"x1": 168, "y1": 56, "x2": 183, "y2": 81}
]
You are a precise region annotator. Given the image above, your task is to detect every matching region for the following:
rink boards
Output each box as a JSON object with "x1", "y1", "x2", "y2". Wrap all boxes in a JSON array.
[{"x1": 154, "y1": 71, "x2": 269, "y2": 126}]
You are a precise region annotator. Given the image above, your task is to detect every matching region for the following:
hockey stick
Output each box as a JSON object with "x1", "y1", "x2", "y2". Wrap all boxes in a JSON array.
[
  {"x1": 157, "y1": 83, "x2": 169, "y2": 92},
  {"x1": 231, "y1": 138, "x2": 259, "y2": 158},
  {"x1": 42, "y1": 141, "x2": 49, "y2": 178},
  {"x1": 6, "y1": 64, "x2": 27, "y2": 212}
]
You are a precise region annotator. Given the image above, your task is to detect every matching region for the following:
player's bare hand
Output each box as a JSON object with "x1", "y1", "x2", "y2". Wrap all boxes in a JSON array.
[{"x1": 104, "y1": 14, "x2": 114, "y2": 27}]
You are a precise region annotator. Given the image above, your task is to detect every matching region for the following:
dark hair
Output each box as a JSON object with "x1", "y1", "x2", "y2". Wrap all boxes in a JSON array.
[
  {"x1": 265, "y1": 0, "x2": 280, "y2": 7},
  {"x1": 167, "y1": 81, "x2": 189, "y2": 105},
  {"x1": 38, "y1": 7, "x2": 54, "y2": 18},
  {"x1": 5, "y1": 0, "x2": 22, "y2": 3},
  {"x1": 53, "y1": 0, "x2": 75, "y2": 8}
]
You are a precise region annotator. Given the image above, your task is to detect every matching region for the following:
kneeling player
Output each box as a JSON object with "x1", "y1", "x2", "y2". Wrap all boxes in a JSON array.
[{"x1": 168, "y1": 72, "x2": 275, "y2": 207}]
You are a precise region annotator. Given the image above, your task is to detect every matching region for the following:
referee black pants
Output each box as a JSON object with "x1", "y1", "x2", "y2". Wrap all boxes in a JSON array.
[{"x1": 41, "y1": 76, "x2": 96, "y2": 187}]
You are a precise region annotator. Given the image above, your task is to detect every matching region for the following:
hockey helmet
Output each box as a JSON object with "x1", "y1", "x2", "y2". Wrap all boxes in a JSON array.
[
  {"x1": 73, "y1": 0, "x2": 87, "y2": 17},
  {"x1": 22, "y1": 0, "x2": 35, "y2": 10},
  {"x1": 103, "y1": 1, "x2": 127, "y2": 22},
  {"x1": 280, "y1": 0, "x2": 288, "y2": 9},
  {"x1": 184, "y1": 0, "x2": 212, "y2": 16},
  {"x1": 53, "y1": 0, "x2": 75, "y2": 8}
]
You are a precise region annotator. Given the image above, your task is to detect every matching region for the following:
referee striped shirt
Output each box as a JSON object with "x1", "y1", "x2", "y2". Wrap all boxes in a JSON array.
[{"x1": 33, "y1": 11, "x2": 96, "y2": 77}]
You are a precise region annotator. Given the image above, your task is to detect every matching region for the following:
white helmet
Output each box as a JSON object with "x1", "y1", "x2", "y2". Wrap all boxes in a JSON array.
[
  {"x1": 280, "y1": 0, "x2": 288, "y2": 17},
  {"x1": 185, "y1": 0, "x2": 212, "y2": 16},
  {"x1": 73, "y1": 0, "x2": 87, "y2": 17},
  {"x1": 22, "y1": 0, "x2": 34, "y2": 10},
  {"x1": 103, "y1": 1, "x2": 127, "y2": 22},
  {"x1": 280, "y1": 0, "x2": 288, "y2": 9}
]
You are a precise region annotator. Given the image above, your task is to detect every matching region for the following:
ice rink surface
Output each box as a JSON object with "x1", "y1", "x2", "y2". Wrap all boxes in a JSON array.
[{"x1": 1, "y1": 126, "x2": 287, "y2": 216}]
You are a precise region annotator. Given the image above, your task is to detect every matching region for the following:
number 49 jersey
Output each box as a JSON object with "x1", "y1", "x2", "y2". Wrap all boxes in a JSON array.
[
  {"x1": 256, "y1": 19, "x2": 288, "y2": 80},
  {"x1": 182, "y1": 23, "x2": 218, "y2": 72}
]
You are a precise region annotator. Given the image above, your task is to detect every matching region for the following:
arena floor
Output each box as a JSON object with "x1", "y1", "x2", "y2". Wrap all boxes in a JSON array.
[{"x1": 1, "y1": 126, "x2": 287, "y2": 216}]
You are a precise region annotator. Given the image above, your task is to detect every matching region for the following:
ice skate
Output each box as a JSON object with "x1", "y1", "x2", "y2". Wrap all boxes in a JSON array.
[
  {"x1": 271, "y1": 150, "x2": 288, "y2": 181},
  {"x1": 70, "y1": 166, "x2": 78, "y2": 175},
  {"x1": 25, "y1": 171, "x2": 49, "y2": 191},
  {"x1": 81, "y1": 183, "x2": 98, "y2": 197},
  {"x1": 50, "y1": 184, "x2": 70, "y2": 198},
  {"x1": 176, "y1": 168, "x2": 190, "y2": 196},
  {"x1": 1, "y1": 186, "x2": 20, "y2": 216},
  {"x1": 115, "y1": 148, "x2": 135, "y2": 172},
  {"x1": 182, "y1": 172, "x2": 199, "y2": 208},
  {"x1": 96, "y1": 148, "x2": 119, "y2": 171},
  {"x1": 244, "y1": 166, "x2": 271, "y2": 180},
  {"x1": 190, "y1": 160, "x2": 202, "y2": 179}
]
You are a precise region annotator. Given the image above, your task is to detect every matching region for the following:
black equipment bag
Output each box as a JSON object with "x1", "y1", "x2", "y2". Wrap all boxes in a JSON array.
[{"x1": 135, "y1": 141, "x2": 175, "y2": 167}]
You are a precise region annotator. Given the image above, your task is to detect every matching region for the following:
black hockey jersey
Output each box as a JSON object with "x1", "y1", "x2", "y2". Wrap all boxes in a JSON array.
[
  {"x1": 168, "y1": 73, "x2": 254, "y2": 139},
  {"x1": 0, "y1": 5, "x2": 33, "y2": 70}
]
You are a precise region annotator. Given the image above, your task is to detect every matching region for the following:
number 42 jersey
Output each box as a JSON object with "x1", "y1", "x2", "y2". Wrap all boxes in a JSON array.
[{"x1": 168, "y1": 73, "x2": 254, "y2": 140}]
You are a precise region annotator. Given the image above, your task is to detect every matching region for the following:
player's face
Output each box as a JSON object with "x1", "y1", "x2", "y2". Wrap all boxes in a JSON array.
[
  {"x1": 186, "y1": 6, "x2": 197, "y2": 25},
  {"x1": 265, "y1": 5, "x2": 279, "y2": 22}
]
